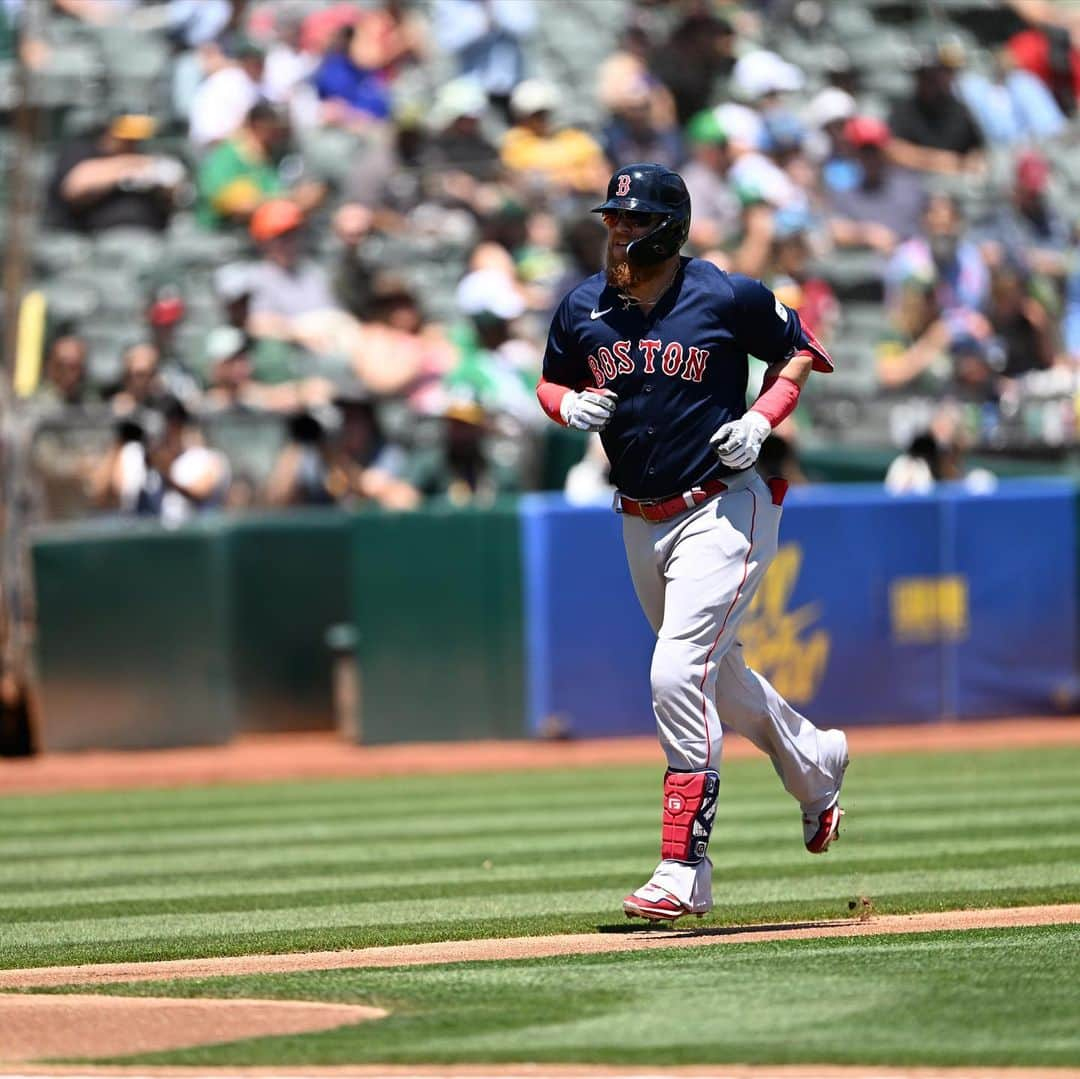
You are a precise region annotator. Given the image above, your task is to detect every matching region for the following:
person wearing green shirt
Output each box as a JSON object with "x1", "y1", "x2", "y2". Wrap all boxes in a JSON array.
[{"x1": 196, "y1": 101, "x2": 325, "y2": 229}]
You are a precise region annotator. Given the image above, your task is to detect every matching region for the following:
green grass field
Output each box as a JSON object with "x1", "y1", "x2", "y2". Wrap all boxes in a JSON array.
[
  {"x1": 82, "y1": 924, "x2": 1080, "y2": 1068},
  {"x1": 3, "y1": 743, "x2": 1080, "y2": 1068}
]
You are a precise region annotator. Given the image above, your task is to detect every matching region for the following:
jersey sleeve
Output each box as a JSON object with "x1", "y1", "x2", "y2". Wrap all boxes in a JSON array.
[
  {"x1": 542, "y1": 292, "x2": 592, "y2": 389},
  {"x1": 727, "y1": 274, "x2": 805, "y2": 365}
]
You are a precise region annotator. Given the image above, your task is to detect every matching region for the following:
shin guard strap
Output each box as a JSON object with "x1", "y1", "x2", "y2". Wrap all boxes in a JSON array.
[{"x1": 661, "y1": 769, "x2": 720, "y2": 863}]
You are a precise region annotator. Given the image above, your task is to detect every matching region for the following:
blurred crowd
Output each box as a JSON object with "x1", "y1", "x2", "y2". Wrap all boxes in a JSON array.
[{"x1": 5, "y1": 0, "x2": 1080, "y2": 524}]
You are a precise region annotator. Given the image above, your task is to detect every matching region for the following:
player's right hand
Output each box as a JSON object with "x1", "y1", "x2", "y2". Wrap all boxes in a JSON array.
[{"x1": 560, "y1": 388, "x2": 618, "y2": 432}]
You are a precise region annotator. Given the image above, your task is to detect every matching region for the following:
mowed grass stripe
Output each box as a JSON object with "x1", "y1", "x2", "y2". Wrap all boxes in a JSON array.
[
  {"x1": 7, "y1": 837, "x2": 1080, "y2": 924},
  {"x1": 2, "y1": 745, "x2": 1078, "y2": 969},
  {"x1": 5, "y1": 778, "x2": 1078, "y2": 843},
  {"x1": 3, "y1": 800, "x2": 1078, "y2": 878},
  {"x1": 11, "y1": 884, "x2": 1080, "y2": 970},
  {"x1": 4, "y1": 861, "x2": 1078, "y2": 954},
  {"x1": 4, "y1": 805, "x2": 1079, "y2": 887},
  {"x1": 8, "y1": 818, "x2": 1080, "y2": 898},
  {"x1": 4, "y1": 746, "x2": 1077, "y2": 821},
  {"x1": 0, "y1": 769, "x2": 666, "y2": 819}
]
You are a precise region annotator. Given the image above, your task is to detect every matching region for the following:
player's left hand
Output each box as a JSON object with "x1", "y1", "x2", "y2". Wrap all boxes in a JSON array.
[{"x1": 709, "y1": 411, "x2": 772, "y2": 469}]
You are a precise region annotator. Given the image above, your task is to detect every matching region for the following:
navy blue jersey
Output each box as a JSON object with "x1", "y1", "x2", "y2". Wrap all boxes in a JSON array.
[{"x1": 544, "y1": 257, "x2": 807, "y2": 500}]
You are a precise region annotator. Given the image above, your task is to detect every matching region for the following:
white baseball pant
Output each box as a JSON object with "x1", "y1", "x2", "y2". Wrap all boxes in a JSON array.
[{"x1": 622, "y1": 469, "x2": 841, "y2": 907}]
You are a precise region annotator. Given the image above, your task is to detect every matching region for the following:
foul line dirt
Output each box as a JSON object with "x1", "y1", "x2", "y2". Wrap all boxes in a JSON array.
[
  {"x1": 2, "y1": 717, "x2": 1078, "y2": 796},
  {"x1": 2, "y1": 904, "x2": 1077, "y2": 991}
]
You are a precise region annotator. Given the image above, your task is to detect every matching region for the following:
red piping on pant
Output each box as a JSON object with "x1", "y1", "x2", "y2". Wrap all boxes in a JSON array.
[{"x1": 699, "y1": 489, "x2": 757, "y2": 769}]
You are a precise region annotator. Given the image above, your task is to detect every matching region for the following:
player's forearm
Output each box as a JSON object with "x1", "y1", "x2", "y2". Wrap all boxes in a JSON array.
[
  {"x1": 536, "y1": 377, "x2": 571, "y2": 426},
  {"x1": 748, "y1": 354, "x2": 811, "y2": 429}
]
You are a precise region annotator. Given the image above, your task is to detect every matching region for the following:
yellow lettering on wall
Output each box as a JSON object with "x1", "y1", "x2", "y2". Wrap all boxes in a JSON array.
[
  {"x1": 740, "y1": 545, "x2": 830, "y2": 706},
  {"x1": 890, "y1": 575, "x2": 969, "y2": 643}
]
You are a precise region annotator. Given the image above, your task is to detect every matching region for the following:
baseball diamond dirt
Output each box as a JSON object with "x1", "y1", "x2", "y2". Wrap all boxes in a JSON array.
[{"x1": 1, "y1": 717, "x2": 1078, "y2": 1075}]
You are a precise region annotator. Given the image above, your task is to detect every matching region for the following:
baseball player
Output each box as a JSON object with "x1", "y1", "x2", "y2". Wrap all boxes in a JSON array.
[{"x1": 538, "y1": 163, "x2": 849, "y2": 922}]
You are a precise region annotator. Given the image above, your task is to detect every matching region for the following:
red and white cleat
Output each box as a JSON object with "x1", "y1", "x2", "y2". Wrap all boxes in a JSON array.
[
  {"x1": 803, "y1": 801, "x2": 844, "y2": 853},
  {"x1": 804, "y1": 730, "x2": 849, "y2": 854},
  {"x1": 622, "y1": 882, "x2": 702, "y2": 922}
]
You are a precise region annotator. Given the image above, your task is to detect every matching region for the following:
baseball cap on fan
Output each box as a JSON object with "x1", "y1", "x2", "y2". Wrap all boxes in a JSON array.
[
  {"x1": 804, "y1": 87, "x2": 856, "y2": 131},
  {"x1": 430, "y1": 77, "x2": 489, "y2": 127},
  {"x1": 1015, "y1": 149, "x2": 1050, "y2": 193},
  {"x1": 510, "y1": 79, "x2": 561, "y2": 118},
  {"x1": 731, "y1": 50, "x2": 804, "y2": 101},
  {"x1": 455, "y1": 270, "x2": 526, "y2": 321},
  {"x1": 844, "y1": 115, "x2": 891, "y2": 149}
]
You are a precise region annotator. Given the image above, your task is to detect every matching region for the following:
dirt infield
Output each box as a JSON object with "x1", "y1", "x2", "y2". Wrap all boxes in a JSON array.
[
  {"x1": 0, "y1": 995, "x2": 386, "y2": 1064},
  {"x1": 2, "y1": 716, "x2": 1078, "y2": 796}
]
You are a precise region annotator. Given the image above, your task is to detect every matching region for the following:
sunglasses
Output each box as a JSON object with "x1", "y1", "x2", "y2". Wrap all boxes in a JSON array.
[{"x1": 601, "y1": 210, "x2": 663, "y2": 228}]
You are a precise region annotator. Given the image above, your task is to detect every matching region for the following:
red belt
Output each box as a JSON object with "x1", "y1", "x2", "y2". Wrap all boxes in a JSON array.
[{"x1": 618, "y1": 479, "x2": 728, "y2": 523}]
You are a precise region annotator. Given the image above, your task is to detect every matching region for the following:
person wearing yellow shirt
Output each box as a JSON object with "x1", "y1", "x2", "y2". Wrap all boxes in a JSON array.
[{"x1": 500, "y1": 79, "x2": 609, "y2": 195}]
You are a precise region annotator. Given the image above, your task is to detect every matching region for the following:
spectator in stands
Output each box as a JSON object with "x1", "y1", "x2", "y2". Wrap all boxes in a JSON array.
[
  {"x1": 431, "y1": 0, "x2": 535, "y2": 118},
  {"x1": 189, "y1": 35, "x2": 266, "y2": 149},
  {"x1": 107, "y1": 342, "x2": 171, "y2": 416},
  {"x1": 765, "y1": 210, "x2": 838, "y2": 344},
  {"x1": 46, "y1": 115, "x2": 184, "y2": 234},
  {"x1": 886, "y1": 193, "x2": 989, "y2": 320},
  {"x1": 446, "y1": 268, "x2": 539, "y2": 427},
  {"x1": 597, "y1": 21, "x2": 677, "y2": 133},
  {"x1": 335, "y1": 387, "x2": 422, "y2": 510},
  {"x1": 201, "y1": 326, "x2": 334, "y2": 413},
  {"x1": 681, "y1": 109, "x2": 740, "y2": 253},
  {"x1": 986, "y1": 261, "x2": 1058, "y2": 378},
  {"x1": 827, "y1": 116, "x2": 925, "y2": 254},
  {"x1": 500, "y1": 79, "x2": 608, "y2": 196},
  {"x1": 420, "y1": 77, "x2": 504, "y2": 216},
  {"x1": 262, "y1": 6, "x2": 320, "y2": 129},
  {"x1": 311, "y1": 19, "x2": 392, "y2": 126},
  {"x1": 947, "y1": 332, "x2": 1002, "y2": 404},
  {"x1": 91, "y1": 397, "x2": 231, "y2": 523},
  {"x1": 957, "y1": 45, "x2": 1067, "y2": 145},
  {"x1": 548, "y1": 215, "x2": 605, "y2": 314},
  {"x1": 409, "y1": 396, "x2": 519, "y2": 505},
  {"x1": 876, "y1": 276, "x2": 955, "y2": 392},
  {"x1": 978, "y1": 150, "x2": 1071, "y2": 278},
  {"x1": 884, "y1": 431, "x2": 953, "y2": 494},
  {"x1": 245, "y1": 199, "x2": 352, "y2": 359},
  {"x1": 31, "y1": 334, "x2": 91, "y2": 413},
  {"x1": 213, "y1": 262, "x2": 256, "y2": 332},
  {"x1": 197, "y1": 102, "x2": 325, "y2": 230},
  {"x1": 729, "y1": 48, "x2": 804, "y2": 116},
  {"x1": 424, "y1": 77, "x2": 499, "y2": 179},
  {"x1": 349, "y1": 275, "x2": 456, "y2": 406},
  {"x1": 650, "y1": 12, "x2": 736, "y2": 125},
  {"x1": 1005, "y1": 2, "x2": 1080, "y2": 117},
  {"x1": 888, "y1": 45, "x2": 985, "y2": 175},
  {"x1": 804, "y1": 87, "x2": 858, "y2": 194},
  {"x1": 265, "y1": 409, "x2": 343, "y2": 507},
  {"x1": 330, "y1": 203, "x2": 378, "y2": 321},
  {"x1": 599, "y1": 75, "x2": 683, "y2": 172}
]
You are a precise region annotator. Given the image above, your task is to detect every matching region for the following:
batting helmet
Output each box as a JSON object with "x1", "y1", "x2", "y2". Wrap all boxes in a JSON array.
[{"x1": 592, "y1": 163, "x2": 691, "y2": 267}]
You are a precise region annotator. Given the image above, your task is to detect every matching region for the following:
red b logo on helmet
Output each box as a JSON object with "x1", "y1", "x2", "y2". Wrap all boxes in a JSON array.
[{"x1": 616, "y1": 174, "x2": 631, "y2": 197}]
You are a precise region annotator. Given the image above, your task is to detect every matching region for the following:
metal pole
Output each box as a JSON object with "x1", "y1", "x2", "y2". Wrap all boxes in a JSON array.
[{"x1": 0, "y1": 17, "x2": 39, "y2": 750}]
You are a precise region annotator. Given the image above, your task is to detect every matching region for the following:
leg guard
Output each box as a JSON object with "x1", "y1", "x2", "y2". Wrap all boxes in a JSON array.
[{"x1": 661, "y1": 769, "x2": 719, "y2": 863}]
